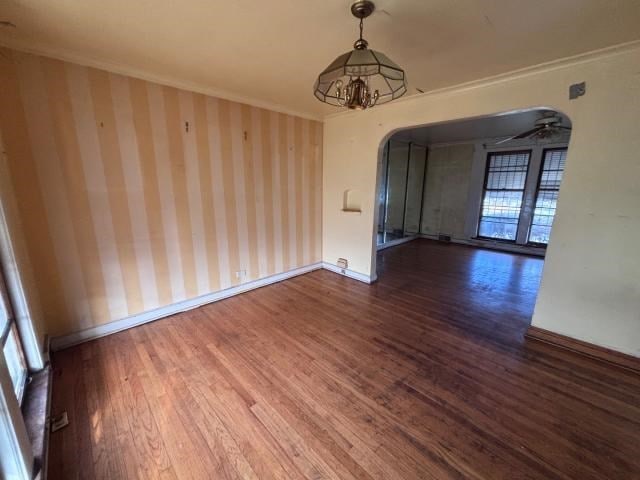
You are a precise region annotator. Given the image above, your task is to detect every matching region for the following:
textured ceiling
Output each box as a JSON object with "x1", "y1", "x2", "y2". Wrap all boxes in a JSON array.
[{"x1": 1, "y1": 0, "x2": 640, "y2": 118}]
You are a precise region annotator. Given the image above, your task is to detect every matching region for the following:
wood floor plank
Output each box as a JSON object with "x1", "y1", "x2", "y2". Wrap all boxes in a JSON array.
[
  {"x1": 205, "y1": 300, "x2": 488, "y2": 479},
  {"x1": 241, "y1": 284, "x2": 620, "y2": 476},
  {"x1": 186, "y1": 379, "x2": 258, "y2": 480},
  {"x1": 81, "y1": 342, "x2": 128, "y2": 479},
  {"x1": 49, "y1": 240, "x2": 640, "y2": 479},
  {"x1": 203, "y1": 331, "x2": 377, "y2": 480},
  {"x1": 132, "y1": 331, "x2": 220, "y2": 479},
  {"x1": 50, "y1": 346, "x2": 95, "y2": 479},
  {"x1": 111, "y1": 332, "x2": 176, "y2": 480}
]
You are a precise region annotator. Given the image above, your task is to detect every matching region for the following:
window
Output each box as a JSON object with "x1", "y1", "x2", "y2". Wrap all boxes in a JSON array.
[
  {"x1": 528, "y1": 148, "x2": 566, "y2": 244},
  {"x1": 0, "y1": 270, "x2": 27, "y2": 403},
  {"x1": 3, "y1": 324, "x2": 27, "y2": 401},
  {"x1": 477, "y1": 150, "x2": 531, "y2": 241}
]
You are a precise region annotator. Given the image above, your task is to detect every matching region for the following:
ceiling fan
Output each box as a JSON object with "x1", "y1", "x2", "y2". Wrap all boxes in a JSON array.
[{"x1": 493, "y1": 111, "x2": 571, "y2": 145}]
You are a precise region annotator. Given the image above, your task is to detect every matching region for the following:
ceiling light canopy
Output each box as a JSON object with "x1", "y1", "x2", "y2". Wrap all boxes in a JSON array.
[{"x1": 313, "y1": 1, "x2": 407, "y2": 110}]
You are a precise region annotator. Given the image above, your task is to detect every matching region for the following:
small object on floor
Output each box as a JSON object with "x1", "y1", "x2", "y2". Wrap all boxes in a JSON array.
[{"x1": 50, "y1": 412, "x2": 69, "y2": 433}]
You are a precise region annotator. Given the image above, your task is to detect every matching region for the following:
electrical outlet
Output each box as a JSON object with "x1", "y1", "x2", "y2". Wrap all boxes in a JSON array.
[{"x1": 235, "y1": 270, "x2": 246, "y2": 279}]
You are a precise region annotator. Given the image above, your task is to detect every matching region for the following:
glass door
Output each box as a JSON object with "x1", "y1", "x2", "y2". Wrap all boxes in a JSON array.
[
  {"x1": 404, "y1": 144, "x2": 427, "y2": 234},
  {"x1": 383, "y1": 141, "x2": 410, "y2": 242},
  {"x1": 377, "y1": 142, "x2": 389, "y2": 237},
  {"x1": 377, "y1": 140, "x2": 428, "y2": 246}
]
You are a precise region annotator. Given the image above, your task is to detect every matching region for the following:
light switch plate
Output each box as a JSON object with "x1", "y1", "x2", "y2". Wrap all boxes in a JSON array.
[{"x1": 51, "y1": 411, "x2": 69, "y2": 433}]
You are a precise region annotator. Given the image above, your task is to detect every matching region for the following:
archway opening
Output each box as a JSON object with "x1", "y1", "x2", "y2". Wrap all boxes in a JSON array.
[{"x1": 373, "y1": 107, "x2": 572, "y2": 329}]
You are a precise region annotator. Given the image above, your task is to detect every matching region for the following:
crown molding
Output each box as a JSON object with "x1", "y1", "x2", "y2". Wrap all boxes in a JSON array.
[
  {"x1": 325, "y1": 39, "x2": 640, "y2": 121},
  {"x1": 0, "y1": 38, "x2": 323, "y2": 122},
  {"x1": 3, "y1": 37, "x2": 639, "y2": 123}
]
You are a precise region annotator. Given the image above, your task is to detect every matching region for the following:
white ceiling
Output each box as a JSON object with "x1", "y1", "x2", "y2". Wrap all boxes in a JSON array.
[
  {"x1": 1, "y1": 1, "x2": 640, "y2": 119},
  {"x1": 392, "y1": 109, "x2": 572, "y2": 145}
]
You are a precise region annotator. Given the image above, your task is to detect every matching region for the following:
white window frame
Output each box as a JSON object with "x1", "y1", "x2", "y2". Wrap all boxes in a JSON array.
[
  {"x1": 527, "y1": 147, "x2": 567, "y2": 245},
  {"x1": 0, "y1": 351, "x2": 34, "y2": 480},
  {"x1": 0, "y1": 134, "x2": 44, "y2": 371},
  {"x1": 476, "y1": 149, "x2": 532, "y2": 243},
  {"x1": 0, "y1": 127, "x2": 41, "y2": 480},
  {"x1": 465, "y1": 139, "x2": 569, "y2": 249}
]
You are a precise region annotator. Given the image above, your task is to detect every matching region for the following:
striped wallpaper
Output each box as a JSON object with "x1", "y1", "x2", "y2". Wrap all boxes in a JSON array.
[{"x1": 0, "y1": 49, "x2": 322, "y2": 338}]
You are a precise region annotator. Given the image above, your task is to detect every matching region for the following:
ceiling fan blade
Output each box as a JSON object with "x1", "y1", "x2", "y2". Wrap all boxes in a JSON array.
[
  {"x1": 512, "y1": 126, "x2": 545, "y2": 139},
  {"x1": 492, "y1": 125, "x2": 546, "y2": 146},
  {"x1": 492, "y1": 135, "x2": 518, "y2": 145},
  {"x1": 555, "y1": 125, "x2": 572, "y2": 131}
]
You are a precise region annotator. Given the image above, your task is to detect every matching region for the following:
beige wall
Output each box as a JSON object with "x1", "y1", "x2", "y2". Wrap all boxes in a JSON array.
[
  {"x1": 323, "y1": 45, "x2": 640, "y2": 356},
  {"x1": 421, "y1": 144, "x2": 474, "y2": 238},
  {"x1": 0, "y1": 49, "x2": 322, "y2": 338}
]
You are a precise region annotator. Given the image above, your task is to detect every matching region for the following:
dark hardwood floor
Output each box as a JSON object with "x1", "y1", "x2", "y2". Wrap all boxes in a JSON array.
[{"x1": 49, "y1": 239, "x2": 640, "y2": 479}]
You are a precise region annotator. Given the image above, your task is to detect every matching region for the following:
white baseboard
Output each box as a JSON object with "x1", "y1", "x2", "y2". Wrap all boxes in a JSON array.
[
  {"x1": 419, "y1": 234, "x2": 546, "y2": 257},
  {"x1": 51, "y1": 262, "x2": 322, "y2": 351},
  {"x1": 321, "y1": 262, "x2": 374, "y2": 284},
  {"x1": 376, "y1": 234, "x2": 418, "y2": 251}
]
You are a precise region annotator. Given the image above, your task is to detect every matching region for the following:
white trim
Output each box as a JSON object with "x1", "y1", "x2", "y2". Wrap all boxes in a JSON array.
[
  {"x1": 51, "y1": 262, "x2": 323, "y2": 351},
  {"x1": 376, "y1": 234, "x2": 418, "y2": 251},
  {"x1": 321, "y1": 262, "x2": 374, "y2": 284},
  {"x1": 0, "y1": 40, "x2": 322, "y2": 122},
  {"x1": 420, "y1": 234, "x2": 546, "y2": 257},
  {"x1": 517, "y1": 145, "x2": 545, "y2": 244},
  {"x1": 472, "y1": 140, "x2": 569, "y2": 247},
  {"x1": 0, "y1": 206, "x2": 43, "y2": 369}
]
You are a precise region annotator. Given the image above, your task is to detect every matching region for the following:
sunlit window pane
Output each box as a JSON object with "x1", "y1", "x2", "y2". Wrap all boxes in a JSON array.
[
  {"x1": 529, "y1": 149, "x2": 566, "y2": 244},
  {"x1": 478, "y1": 151, "x2": 530, "y2": 241},
  {"x1": 3, "y1": 324, "x2": 27, "y2": 402},
  {"x1": 0, "y1": 287, "x2": 9, "y2": 337}
]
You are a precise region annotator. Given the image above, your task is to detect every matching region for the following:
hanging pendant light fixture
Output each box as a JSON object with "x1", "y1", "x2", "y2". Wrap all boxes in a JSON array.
[{"x1": 313, "y1": 0, "x2": 407, "y2": 110}]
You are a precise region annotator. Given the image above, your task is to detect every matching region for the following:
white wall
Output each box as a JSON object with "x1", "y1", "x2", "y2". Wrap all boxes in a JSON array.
[
  {"x1": 322, "y1": 44, "x2": 640, "y2": 357},
  {"x1": 421, "y1": 144, "x2": 474, "y2": 238}
]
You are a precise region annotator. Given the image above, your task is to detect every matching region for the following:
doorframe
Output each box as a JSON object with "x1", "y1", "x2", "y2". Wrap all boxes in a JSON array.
[{"x1": 0, "y1": 135, "x2": 44, "y2": 370}]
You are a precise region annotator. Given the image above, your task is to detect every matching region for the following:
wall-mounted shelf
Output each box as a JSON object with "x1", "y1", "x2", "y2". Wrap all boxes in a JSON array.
[
  {"x1": 341, "y1": 208, "x2": 362, "y2": 215},
  {"x1": 342, "y1": 189, "x2": 362, "y2": 214}
]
